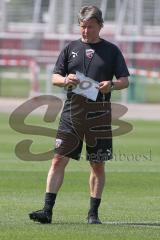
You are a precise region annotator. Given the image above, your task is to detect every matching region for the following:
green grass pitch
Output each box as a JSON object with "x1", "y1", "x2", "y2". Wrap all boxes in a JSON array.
[
  {"x1": 0, "y1": 112, "x2": 160, "y2": 240},
  {"x1": 0, "y1": 75, "x2": 160, "y2": 103}
]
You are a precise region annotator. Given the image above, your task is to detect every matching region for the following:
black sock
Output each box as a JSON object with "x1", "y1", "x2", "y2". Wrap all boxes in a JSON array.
[
  {"x1": 43, "y1": 192, "x2": 57, "y2": 213},
  {"x1": 88, "y1": 197, "x2": 101, "y2": 216}
]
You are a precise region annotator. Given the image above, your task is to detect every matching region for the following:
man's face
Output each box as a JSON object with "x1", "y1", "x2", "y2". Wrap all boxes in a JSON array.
[{"x1": 80, "y1": 18, "x2": 102, "y2": 43}]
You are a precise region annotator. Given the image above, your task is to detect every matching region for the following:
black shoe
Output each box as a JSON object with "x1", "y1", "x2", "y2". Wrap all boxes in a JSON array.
[
  {"x1": 29, "y1": 209, "x2": 52, "y2": 224},
  {"x1": 87, "y1": 214, "x2": 102, "y2": 224}
]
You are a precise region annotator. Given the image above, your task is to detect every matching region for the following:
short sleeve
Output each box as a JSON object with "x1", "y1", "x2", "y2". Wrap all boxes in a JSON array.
[
  {"x1": 53, "y1": 46, "x2": 68, "y2": 76},
  {"x1": 114, "y1": 48, "x2": 130, "y2": 79}
]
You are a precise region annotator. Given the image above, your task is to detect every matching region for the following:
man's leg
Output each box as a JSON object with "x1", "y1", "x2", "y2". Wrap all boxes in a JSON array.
[
  {"x1": 88, "y1": 161, "x2": 105, "y2": 224},
  {"x1": 46, "y1": 154, "x2": 70, "y2": 193},
  {"x1": 29, "y1": 154, "x2": 69, "y2": 224}
]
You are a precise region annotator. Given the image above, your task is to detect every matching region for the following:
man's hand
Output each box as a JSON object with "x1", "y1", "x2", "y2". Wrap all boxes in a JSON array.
[
  {"x1": 65, "y1": 74, "x2": 79, "y2": 87},
  {"x1": 98, "y1": 81, "x2": 112, "y2": 94}
]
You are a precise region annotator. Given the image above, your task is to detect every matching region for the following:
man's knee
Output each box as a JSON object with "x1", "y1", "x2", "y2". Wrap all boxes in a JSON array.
[
  {"x1": 90, "y1": 162, "x2": 105, "y2": 175},
  {"x1": 51, "y1": 154, "x2": 69, "y2": 171}
]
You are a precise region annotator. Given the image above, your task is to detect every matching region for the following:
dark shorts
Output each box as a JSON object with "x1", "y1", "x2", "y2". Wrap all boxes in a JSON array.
[{"x1": 54, "y1": 95, "x2": 112, "y2": 162}]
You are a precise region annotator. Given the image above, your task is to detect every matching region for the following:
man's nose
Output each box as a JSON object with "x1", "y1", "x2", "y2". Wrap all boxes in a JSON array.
[{"x1": 84, "y1": 27, "x2": 89, "y2": 34}]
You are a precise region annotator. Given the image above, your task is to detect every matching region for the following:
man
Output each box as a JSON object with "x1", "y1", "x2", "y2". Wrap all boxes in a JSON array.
[{"x1": 29, "y1": 5, "x2": 129, "y2": 224}]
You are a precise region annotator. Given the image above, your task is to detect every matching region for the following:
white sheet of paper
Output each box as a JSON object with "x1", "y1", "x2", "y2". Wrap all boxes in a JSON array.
[{"x1": 72, "y1": 71, "x2": 99, "y2": 101}]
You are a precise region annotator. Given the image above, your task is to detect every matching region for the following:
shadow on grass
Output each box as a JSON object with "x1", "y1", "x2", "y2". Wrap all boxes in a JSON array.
[
  {"x1": 32, "y1": 221, "x2": 160, "y2": 228},
  {"x1": 103, "y1": 221, "x2": 160, "y2": 227}
]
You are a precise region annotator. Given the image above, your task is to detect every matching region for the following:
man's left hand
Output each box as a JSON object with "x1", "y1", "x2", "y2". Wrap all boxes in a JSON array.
[{"x1": 98, "y1": 81, "x2": 111, "y2": 94}]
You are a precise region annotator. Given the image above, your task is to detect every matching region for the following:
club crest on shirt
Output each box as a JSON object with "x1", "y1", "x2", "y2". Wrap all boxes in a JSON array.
[
  {"x1": 85, "y1": 49, "x2": 95, "y2": 59},
  {"x1": 55, "y1": 138, "x2": 63, "y2": 148}
]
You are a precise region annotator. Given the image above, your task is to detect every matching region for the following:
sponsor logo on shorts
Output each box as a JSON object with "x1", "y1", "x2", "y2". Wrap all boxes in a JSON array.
[{"x1": 55, "y1": 138, "x2": 63, "y2": 148}]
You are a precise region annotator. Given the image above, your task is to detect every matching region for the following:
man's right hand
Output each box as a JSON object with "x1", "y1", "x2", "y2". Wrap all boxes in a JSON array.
[{"x1": 65, "y1": 74, "x2": 80, "y2": 87}]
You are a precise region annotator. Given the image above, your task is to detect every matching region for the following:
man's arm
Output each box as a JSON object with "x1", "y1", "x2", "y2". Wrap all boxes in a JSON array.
[
  {"x1": 52, "y1": 73, "x2": 79, "y2": 87},
  {"x1": 52, "y1": 74, "x2": 66, "y2": 87},
  {"x1": 98, "y1": 77, "x2": 129, "y2": 94},
  {"x1": 112, "y1": 77, "x2": 129, "y2": 90}
]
